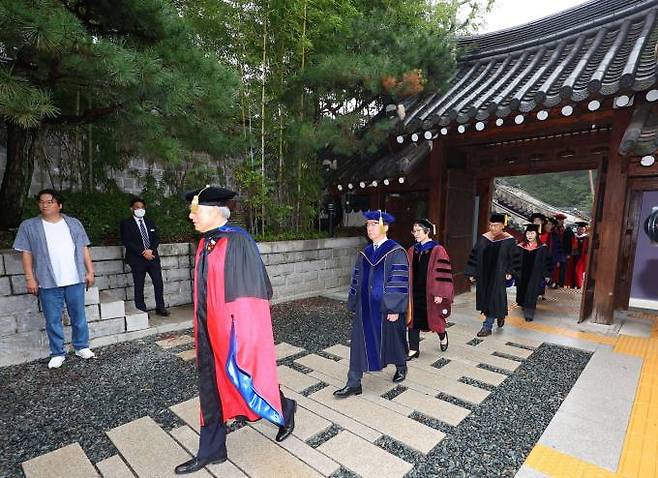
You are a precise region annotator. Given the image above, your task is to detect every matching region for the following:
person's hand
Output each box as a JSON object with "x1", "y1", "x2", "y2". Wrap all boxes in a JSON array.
[
  {"x1": 468, "y1": 276, "x2": 476, "y2": 283},
  {"x1": 434, "y1": 296, "x2": 443, "y2": 304},
  {"x1": 387, "y1": 313, "x2": 399, "y2": 322},
  {"x1": 505, "y1": 274, "x2": 512, "y2": 280},
  {"x1": 26, "y1": 278, "x2": 38, "y2": 295},
  {"x1": 85, "y1": 271, "x2": 95, "y2": 288},
  {"x1": 142, "y1": 249, "x2": 155, "y2": 260}
]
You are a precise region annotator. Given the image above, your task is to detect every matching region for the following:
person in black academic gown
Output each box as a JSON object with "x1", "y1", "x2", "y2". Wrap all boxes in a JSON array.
[
  {"x1": 515, "y1": 224, "x2": 553, "y2": 322},
  {"x1": 174, "y1": 186, "x2": 296, "y2": 475},
  {"x1": 465, "y1": 213, "x2": 521, "y2": 337},
  {"x1": 333, "y1": 210, "x2": 409, "y2": 398}
]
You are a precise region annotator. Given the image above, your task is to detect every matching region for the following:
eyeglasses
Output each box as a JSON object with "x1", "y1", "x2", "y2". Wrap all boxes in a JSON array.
[
  {"x1": 411, "y1": 229, "x2": 424, "y2": 234},
  {"x1": 38, "y1": 200, "x2": 56, "y2": 206}
]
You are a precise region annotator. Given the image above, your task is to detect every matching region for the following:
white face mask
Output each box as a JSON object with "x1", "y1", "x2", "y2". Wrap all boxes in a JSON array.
[{"x1": 133, "y1": 208, "x2": 146, "y2": 218}]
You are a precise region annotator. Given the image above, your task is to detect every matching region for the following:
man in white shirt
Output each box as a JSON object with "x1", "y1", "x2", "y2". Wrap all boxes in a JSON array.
[{"x1": 13, "y1": 189, "x2": 96, "y2": 369}]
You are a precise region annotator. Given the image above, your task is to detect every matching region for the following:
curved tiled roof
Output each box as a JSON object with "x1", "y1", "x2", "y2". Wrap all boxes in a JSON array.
[{"x1": 403, "y1": 0, "x2": 658, "y2": 130}]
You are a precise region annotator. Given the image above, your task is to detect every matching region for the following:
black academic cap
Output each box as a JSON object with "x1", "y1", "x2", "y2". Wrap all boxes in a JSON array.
[
  {"x1": 524, "y1": 223, "x2": 540, "y2": 233},
  {"x1": 490, "y1": 213, "x2": 506, "y2": 224},
  {"x1": 529, "y1": 213, "x2": 546, "y2": 223},
  {"x1": 415, "y1": 218, "x2": 436, "y2": 234},
  {"x1": 184, "y1": 186, "x2": 236, "y2": 206},
  {"x1": 575, "y1": 221, "x2": 588, "y2": 228}
]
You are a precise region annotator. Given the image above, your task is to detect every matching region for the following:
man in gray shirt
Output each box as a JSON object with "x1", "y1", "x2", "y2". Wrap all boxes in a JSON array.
[{"x1": 13, "y1": 189, "x2": 96, "y2": 369}]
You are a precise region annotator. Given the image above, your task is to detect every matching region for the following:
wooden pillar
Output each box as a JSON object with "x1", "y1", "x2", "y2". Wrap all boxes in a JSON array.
[
  {"x1": 591, "y1": 110, "x2": 632, "y2": 324},
  {"x1": 428, "y1": 140, "x2": 448, "y2": 243},
  {"x1": 476, "y1": 177, "x2": 494, "y2": 235}
]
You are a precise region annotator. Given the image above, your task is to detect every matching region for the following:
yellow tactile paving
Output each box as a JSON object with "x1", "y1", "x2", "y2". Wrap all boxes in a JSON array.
[
  {"x1": 525, "y1": 320, "x2": 658, "y2": 478},
  {"x1": 504, "y1": 315, "x2": 618, "y2": 346}
]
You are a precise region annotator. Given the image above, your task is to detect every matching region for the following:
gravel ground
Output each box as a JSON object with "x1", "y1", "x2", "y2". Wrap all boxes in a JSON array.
[{"x1": 1, "y1": 297, "x2": 590, "y2": 478}]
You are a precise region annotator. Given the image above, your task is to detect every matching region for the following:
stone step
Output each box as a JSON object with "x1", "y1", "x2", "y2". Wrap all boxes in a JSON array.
[
  {"x1": 176, "y1": 349, "x2": 196, "y2": 361},
  {"x1": 99, "y1": 291, "x2": 126, "y2": 320},
  {"x1": 169, "y1": 426, "x2": 247, "y2": 478},
  {"x1": 281, "y1": 386, "x2": 382, "y2": 443},
  {"x1": 275, "y1": 342, "x2": 305, "y2": 360},
  {"x1": 393, "y1": 388, "x2": 471, "y2": 426},
  {"x1": 226, "y1": 425, "x2": 323, "y2": 477},
  {"x1": 22, "y1": 443, "x2": 99, "y2": 478},
  {"x1": 277, "y1": 365, "x2": 323, "y2": 392},
  {"x1": 318, "y1": 431, "x2": 413, "y2": 478},
  {"x1": 95, "y1": 455, "x2": 135, "y2": 478},
  {"x1": 156, "y1": 335, "x2": 194, "y2": 349},
  {"x1": 249, "y1": 420, "x2": 340, "y2": 476},
  {"x1": 85, "y1": 287, "x2": 100, "y2": 306},
  {"x1": 106, "y1": 416, "x2": 211, "y2": 477},
  {"x1": 307, "y1": 386, "x2": 444, "y2": 454},
  {"x1": 124, "y1": 306, "x2": 149, "y2": 332},
  {"x1": 170, "y1": 397, "x2": 200, "y2": 432}
]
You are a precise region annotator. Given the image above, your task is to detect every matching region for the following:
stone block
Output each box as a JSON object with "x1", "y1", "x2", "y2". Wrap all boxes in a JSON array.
[
  {"x1": 107, "y1": 273, "x2": 133, "y2": 289},
  {"x1": 88, "y1": 317, "x2": 125, "y2": 338},
  {"x1": 318, "y1": 249, "x2": 333, "y2": 259},
  {"x1": 158, "y1": 243, "x2": 191, "y2": 256},
  {"x1": 89, "y1": 245, "x2": 123, "y2": 261},
  {"x1": 0, "y1": 255, "x2": 4, "y2": 275},
  {"x1": 324, "y1": 276, "x2": 341, "y2": 289},
  {"x1": 3, "y1": 252, "x2": 24, "y2": 274},
  {"x1": 159, "y1": 256, "x2": 179, "y2": 269},
  {"x1": 294, "y1": 259, "x2": 324, "y2": 273},
  {"x1": 0, "y1": 330, "x2": 50, "y2": 367},
  {"x1": 1, "y1": 294, "x2": 39, "y2": 314},
  {"x1": 21, "y1": 442, "x2": 99, "y2": 478},
  {"x1": 84, "y1": 287, "x2": 100, "y2": 305},
  {"x1": 0, "y1": 315, "x2": 17, "y2": 337},
  {"x1": 85, "y1": 304, "x2": 101, "y2": 322},
  {"x1": 101, "y1": 288, "x2": 127, "y2": 301},
  {"x1": 10, "y1": 275, "x2": 28, "y2": 295},
  {"x1": 0, "y1": 276, "x2": 10, "y2": 296},
  {"x1": 263, "y1": 253, "x2": 288, "y2": 266},
  {"x1": 125, "y1": 311, "x2": 149, "y2": 332},
  {"x1": 270, "y1": 275, "x2": 286, "y2": 288},
  {"x1": 93, "y1": 275, "x2": 109, "y2": 289},
  {"x1": 14, "y1": 311, "x2": 44, "y2": 333},
  {"x1": 163, "y1": 268, "x2": 192, "y2": 282},
  {"x1": 94, "y1": 260, "x2": 125, "y2": 275},
  {"x1": 100, "y1": 298, "x2": 125, "y2": 319},
  {"x1": 267, "y1": 263, "x2": 294, "y2": 277}
]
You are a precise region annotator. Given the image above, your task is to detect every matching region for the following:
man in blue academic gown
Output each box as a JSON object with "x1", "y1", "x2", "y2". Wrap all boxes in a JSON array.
[{"x1": 334, "y1": 210, "x2": 409, "y2": 398}]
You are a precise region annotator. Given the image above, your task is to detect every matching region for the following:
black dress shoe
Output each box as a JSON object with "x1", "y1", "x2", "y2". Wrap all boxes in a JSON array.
[
  {"x1": 333, "y1": 385, "x2": 362, "y2": 398},
  {"x1": 406, "y1": 350, "x2": 420, "y2": 361},
  {"x1": 476, "y1": 327, "x2": 492, "y2": 337},
  {"x1": 497, "y1": 317, "x2": 505, "y2": 328},
  {"x1": 440, "y1": 332, "x2": 449, "y2": 352},
  {"x1": 392, "y1": 367, "x2": 407, "y2": 383},
  {"x1": 276, "y1": 400, "x2": 297, "y2": 442},
  {"x1": 175, "y1": 456, "x2": 227, "y2": 474},
  {"x1": 156, "y1": 308, "x2": 170, "y2": 317}
]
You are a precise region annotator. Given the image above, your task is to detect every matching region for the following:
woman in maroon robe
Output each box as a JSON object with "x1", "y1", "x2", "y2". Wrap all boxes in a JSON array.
[{"x1": 406, "y1": 219, "x2": 454, "y2": 359}]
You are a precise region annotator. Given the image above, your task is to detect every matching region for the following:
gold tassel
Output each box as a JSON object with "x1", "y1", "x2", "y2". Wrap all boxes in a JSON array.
[
  {"x1": 191, "y1": 184, "x2": 210, "y2": 213},
  {"x1": 378, "y1": 210, "x2": 385, "y2": 235},
  {"x1": 504, "y1": 214, "x2": 508, "y2": 227},
  {"x1": 538, "y1": 223, "x2": 542, "y2": 234}
]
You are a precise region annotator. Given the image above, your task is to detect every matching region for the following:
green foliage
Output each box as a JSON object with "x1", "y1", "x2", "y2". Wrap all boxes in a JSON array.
[{"x1": 500, "y1": 171, "x2": 596, "y2": 212}]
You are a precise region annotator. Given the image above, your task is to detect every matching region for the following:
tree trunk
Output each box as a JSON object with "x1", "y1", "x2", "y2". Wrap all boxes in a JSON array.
[
  {"x1": 0, "y1": 123, "x2": 38, "y2": 230},
  {"x1": 295, "y1": 0, "x2": 308, "y2": 232},
  {"x1": 260, "y1": 0, "x2": 269, "y2": 236}
]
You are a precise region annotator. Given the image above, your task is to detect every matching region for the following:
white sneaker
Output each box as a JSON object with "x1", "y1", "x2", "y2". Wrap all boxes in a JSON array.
[
  {"x1": 48, "y1": 356, "x2": 66, "y2": 369},
  {"x1": 75, "y1": 348, "x2": 96, "y2": 360}
]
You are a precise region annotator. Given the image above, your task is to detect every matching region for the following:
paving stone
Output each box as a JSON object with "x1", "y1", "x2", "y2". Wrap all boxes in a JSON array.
[
  {"x1": 405, "y1": 363, "x2": 490, "y2": 405},
  {"x1": 100, "y1": 299, "x2": 125, "y2": 320},
  {"x1": 156, "y1": 335, "x2": 194, "y2": 349},
  {"x1": 282, "y1": 386, "x2": 382, "y2": 443},
  {"x1": 288, "y1": 405, "x2": 332, "y2": 441},
  {"x1": 443, "y1": 343, "x2": 521, "y2": 371},
  {"x1": 275, "y1": 342, "x2": 305, "y2": 360},
  {"x1": 250, "y1": 420, "x2": 340, "y2": 476},
  {"x1": 436, "y1": 360, "x2": 507, "y2": 386},
  {"x1": 176, "y1": 349, "x2": 196, "y2": 361},
  {"x1": 308, "y1": 387, "x2": 444, "y2": 453},
  {"x1": 318, "y1": 431, "x2": 413, "y2": 478},
  {"x1": 22, "y1": 443, "x2": 99, "y2": 478},
  {"x1": 169, "y1": 425, "x2": 247, "y2": 478},
  {"x1": 393, "y1": 388, "x2": 470, "y2": 426},
  {"x1": 227, "y1": 425, "x2": 322, "y2": 477},
  {"x1": 170, "y1": 397, "x2": 200, "y2": 432},
  {"x1": 95, "y1": 455, "x2": 134, "y2": 478},
  {"x1": 278, "y1": 365, "x2": 321, "y2": 392},
  {"x1": 106, "y1": 416, "x2": 211, "y2": 477}
]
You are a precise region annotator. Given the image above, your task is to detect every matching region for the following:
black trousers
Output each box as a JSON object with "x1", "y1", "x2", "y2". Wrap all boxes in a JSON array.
[
  {"x1": 129, "y1": 259, "x2": 165, "y2": 310},
  {"x1": 197, "y1": 390, "x2": 296, "y2": 460},
  {"x1": 408, "y1": 328, "x2": 443, "y2": 351}
]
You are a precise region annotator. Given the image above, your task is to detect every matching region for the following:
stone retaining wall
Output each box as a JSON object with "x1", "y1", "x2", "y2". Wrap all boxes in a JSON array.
[{"x1": 0, "y1": 236, "x2": 364, "y2": 366}]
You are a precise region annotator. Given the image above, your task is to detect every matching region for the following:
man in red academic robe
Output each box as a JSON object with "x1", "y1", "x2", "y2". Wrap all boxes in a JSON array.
[
  {"x1": 175, "y1": 186, "x2": 296, "y2": 475},
  {"x1": 570, "y1": 221, "x2": 589, "y2": 289}
]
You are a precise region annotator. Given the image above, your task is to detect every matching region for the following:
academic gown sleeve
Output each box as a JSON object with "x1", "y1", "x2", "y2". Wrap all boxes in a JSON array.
[
  {"x1": 464, "y1": 238, "x2": 480, "y2": 279},
  {"x1": 347, "y1": 253, "x2": 361, "y2": 312},
  {"x1": 428, "y1": 245, "x2": 454, "y2": 303},
  {"x1": 381, "y1": 247, "x2": 409, "y2": 314}
]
